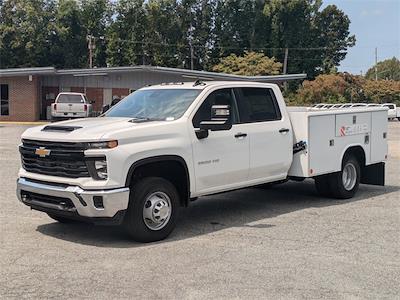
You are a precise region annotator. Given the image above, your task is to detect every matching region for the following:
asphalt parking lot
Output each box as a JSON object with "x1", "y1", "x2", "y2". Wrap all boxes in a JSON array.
[{"x1": 0, "y1": 122, "x2": 399, "y2": 299}]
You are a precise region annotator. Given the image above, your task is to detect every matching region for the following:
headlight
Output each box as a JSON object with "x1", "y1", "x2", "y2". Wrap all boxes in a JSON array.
[
  {"x1": 87, "y1": 158, "x2": 108, "y2": 180},
  {"x1": 94, "y1": 159, "x2": 108, "y2": 179},
  {"x1": 87, "y1": 140, "x2": 118, "y2": 149}
]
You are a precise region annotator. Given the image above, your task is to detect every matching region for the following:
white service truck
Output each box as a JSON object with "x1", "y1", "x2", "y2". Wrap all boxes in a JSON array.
[
  {"x1": 51, "y1": 92, "x2": 93, "y2": 120},
  {"x1": 17, "y1": 81, "x2": 388, "y2": 242}
]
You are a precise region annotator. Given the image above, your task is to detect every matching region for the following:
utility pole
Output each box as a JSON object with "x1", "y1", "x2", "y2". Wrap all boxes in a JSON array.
[
  {"x1": 87, "y1": 35, "x2": 95, "y2": 68},
  {"x1": 283, "y1": 48, "x2": 289, "y2": 74},
  {"x1": 191, "y1": 46, "x2": 194, "y2": 70},
  {"x1": 374, "y1": 47, "x2": 378, "y2": 81}
]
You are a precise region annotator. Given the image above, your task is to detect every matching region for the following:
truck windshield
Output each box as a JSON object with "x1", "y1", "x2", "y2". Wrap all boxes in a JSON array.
[
  {"x1": 57, "y1": 94, "x2": 84, "y2": 103},
  {"x1": 104, "y1": 89, "x2": 201, "y2": 120}
]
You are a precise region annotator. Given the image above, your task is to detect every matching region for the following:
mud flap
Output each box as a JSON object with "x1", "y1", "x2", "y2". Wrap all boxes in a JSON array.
[{"x1": 361, "y1": 162, "x2": 385, "y2": 186}]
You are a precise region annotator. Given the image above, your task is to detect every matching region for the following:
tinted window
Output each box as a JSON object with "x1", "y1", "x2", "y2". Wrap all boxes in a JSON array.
[
  {"x1": 106, "y1": 89, "x2": 200, "y2": 120},
  {"x1": 0, "y1": 84, "x2": 9, "y2": 116},
  {"x1": 384, "y1": 104, "x2": 395, "y2": 109},
  {"x1": 236, "y1": 88, "x2": 281, "y2": 122},
  {"x1": 57, "y1": 94, "x2": 84, "y2": 103},
  {"x1": 192, "y1": 88, "x2": 236, "y2": 128}
]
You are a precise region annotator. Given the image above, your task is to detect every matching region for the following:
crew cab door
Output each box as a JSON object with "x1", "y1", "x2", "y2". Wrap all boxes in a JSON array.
[
  {"x1": 190, "y1": 88, "x2": 249, "y2": 194},
  {"x1": 234, "y1": 87, "x2": 292, "y2": 182}
]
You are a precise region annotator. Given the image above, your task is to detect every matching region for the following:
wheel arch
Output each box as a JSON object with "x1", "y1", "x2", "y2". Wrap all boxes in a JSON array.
[
  {"x1": 125, "y1": 155, "x2": 191, "y2": 207},
  {"x1": 341, "y1": 145, "x2": 366, "y2": 168}
]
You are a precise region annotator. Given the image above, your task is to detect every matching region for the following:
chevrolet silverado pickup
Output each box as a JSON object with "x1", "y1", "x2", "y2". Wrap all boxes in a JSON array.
[
  {"x1": 17, "y1": 81, "x2": 388, "y2": 242},
  {"x1": 51, "y1": 92, "x2": 93, "y2": 120}
]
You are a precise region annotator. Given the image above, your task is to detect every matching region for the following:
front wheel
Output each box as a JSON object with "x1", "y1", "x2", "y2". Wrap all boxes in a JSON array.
[{"x1": 123, "y1": 177, "x2": 179, "y2": 242}]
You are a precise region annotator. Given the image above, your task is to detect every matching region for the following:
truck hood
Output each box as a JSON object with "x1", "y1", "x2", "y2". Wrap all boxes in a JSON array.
[{"x1": 21, "y1": 117, "x2": 169, "y2": 142}]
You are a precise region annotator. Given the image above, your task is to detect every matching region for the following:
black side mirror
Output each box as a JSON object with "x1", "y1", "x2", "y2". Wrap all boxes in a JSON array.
[
  {"x1": 90, "y1": 100, "x2": 96, "y2": 104},
  {"x1": 101, "y1": 104, "x2": 110, "y2": 114},
  {"x1": 196, "y1": 105, "x2": 232, "y2": 139}
]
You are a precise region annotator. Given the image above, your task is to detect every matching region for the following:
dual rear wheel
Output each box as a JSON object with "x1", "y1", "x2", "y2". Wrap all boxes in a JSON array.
[{"x1": 315, "y1": 155, "x2": 361, "y2": 199}]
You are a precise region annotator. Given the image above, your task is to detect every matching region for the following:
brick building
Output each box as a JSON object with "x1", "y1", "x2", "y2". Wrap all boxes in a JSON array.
[{"x1": 0, "y1": 66, "x2": 306, "y2": 122}]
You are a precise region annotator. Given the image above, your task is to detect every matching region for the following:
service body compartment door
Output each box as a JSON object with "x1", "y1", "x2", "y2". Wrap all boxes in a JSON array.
[
  {"x1": 370, "y1": 110, "x2": 388, "y2": 163},
  {"x1": 308, "y1": 115, "x2": 337, "y2": 175}
]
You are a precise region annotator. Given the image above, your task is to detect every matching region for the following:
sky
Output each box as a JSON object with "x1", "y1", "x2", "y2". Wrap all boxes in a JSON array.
[{"x1": 323, "y1": 0, "x2": 400, "y2": 75}]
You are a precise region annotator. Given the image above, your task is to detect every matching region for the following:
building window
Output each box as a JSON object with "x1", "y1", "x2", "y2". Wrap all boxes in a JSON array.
[{"x1": 0, "y1": 84, "x2": 9, "y2": 116}]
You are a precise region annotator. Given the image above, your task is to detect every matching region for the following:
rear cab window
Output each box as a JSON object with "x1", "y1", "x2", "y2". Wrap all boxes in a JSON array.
[
  {"x1": 235, "y1": 87, "x2": 282, "y2": 123},
  {"x1": 56, "y1": 94, "x2": 85, "y2": 104}
]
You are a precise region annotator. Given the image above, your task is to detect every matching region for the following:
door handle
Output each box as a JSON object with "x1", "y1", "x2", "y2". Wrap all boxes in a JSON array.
[
  {"x1": 234, "y1": 133, "x2": 247, "y2": 138},
  {"x1": 279, "y1": 128, "x2": 290, "y2": 133}
]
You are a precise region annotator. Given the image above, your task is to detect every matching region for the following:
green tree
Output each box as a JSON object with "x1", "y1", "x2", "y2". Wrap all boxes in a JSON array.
[
  {"x1": 106, "y1": 0, "x2": 147, "y2": 66},
  {"x1": 144, "y1": 0, "x2": 183, "y2": 67},
  {"x1": 264, "y1": 0, "x2": 322, "y2": 77},
  {"x1": 263, "y1": 0, "x2": 355, "y2": 78},
  {"x1": 176, "y1": 0, "x2": 215, "y2": 70},
  {"x1": 365, "y1": 57, "x2": 400, "y2": 81},
  {"x1": 51, "y1": 0, "x2": 87, "y2": 68},
  {"x1": 212, "y1": 51, "x2": 282, "y2": 76},
  {"x1": 0, "y1": 0, "x2": 55, "y2": 68},
  {"x1": 211, "y1": 0, "x2": 270, "y2": 68},
  {"x1": 315, "y1": 5, "x2": 356, "y2": 73},
  {"x1": 81, "y1": 0, "x2": 112, "y2": 67}
]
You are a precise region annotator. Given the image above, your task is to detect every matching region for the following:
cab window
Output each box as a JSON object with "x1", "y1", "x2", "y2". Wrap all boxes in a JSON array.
[
  {"x1": 192, "y1": 88, "x2": 238, "y2": 128},
  {"x1": 235, "y1": 87, "x2": 281, "y2": 123}
]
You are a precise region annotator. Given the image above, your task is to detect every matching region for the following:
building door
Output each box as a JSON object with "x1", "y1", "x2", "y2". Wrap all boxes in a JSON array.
[{"x1": 103, "y1": 88, "x2": 112, "y2": 106}]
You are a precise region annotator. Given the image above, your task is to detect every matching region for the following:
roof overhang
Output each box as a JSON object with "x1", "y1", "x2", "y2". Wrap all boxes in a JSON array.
[
  {"x1": 0, "y1": 65, "x2": 306, "y2": 83},
  {"x1": 0, "y1": 67, "x2": 56, "y2": 77}
]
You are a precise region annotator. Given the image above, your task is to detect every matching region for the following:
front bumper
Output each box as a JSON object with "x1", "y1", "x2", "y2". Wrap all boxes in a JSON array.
[{"x1": 17, "y1": 177, "x2": 130, "y2": 225}]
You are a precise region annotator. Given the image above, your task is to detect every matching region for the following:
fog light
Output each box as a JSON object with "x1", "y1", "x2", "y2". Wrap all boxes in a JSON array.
[{"x1": 93, "y1": 196, "x2": 104, "y2": 209}]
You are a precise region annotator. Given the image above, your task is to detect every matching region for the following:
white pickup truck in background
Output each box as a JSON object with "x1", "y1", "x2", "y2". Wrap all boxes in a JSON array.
[
  {"x1": 51, "y1": 92, "x2": 93, "y2": 120},
  {"x1": 17, "y1": 81, "x2": 388, "y2": 242},
  {"x1": 382, "y1": 103, "x2": 398, "y2": 120}
]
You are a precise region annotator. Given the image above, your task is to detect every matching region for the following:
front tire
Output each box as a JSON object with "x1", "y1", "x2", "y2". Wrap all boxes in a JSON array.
[{"x1": 124, "y1": 177, "x2": 179, "y2": 242}]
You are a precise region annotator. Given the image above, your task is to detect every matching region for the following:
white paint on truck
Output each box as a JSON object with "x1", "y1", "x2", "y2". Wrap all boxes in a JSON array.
[{"x1": 17, "y1": 81, "x2": 388, "y2": 242}]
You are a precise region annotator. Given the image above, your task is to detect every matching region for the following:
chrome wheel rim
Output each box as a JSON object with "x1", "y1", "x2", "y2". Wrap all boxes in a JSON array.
[
  {"x1": 143, "y1": 192, "x2": 172, "y2": 231},
  {"x1": 342, "y1": 162, "x2": 357, "y2": 191}
]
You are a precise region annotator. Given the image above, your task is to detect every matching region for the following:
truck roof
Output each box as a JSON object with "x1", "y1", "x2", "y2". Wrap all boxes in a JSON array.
[
  {"x1": 140, "y1": 81, "x2": 279, "y2": 90},
  {"x1": 57, "y1": 92, "x2": 86, "y2": 96}
]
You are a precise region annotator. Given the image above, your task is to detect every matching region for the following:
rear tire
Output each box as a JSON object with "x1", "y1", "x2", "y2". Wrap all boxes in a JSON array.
[
  {"x1": 123, "y1": 177, "x2": 179, "y2": 242},
  {"x1": 47, "y1": 213, "x2": 74, "y2": 223},
  {"x1": 328, "y1": 155, "x2": 360, "y2": 199}
]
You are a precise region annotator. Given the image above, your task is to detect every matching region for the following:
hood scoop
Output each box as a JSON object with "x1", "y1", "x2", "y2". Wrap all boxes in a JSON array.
[{"x1": 42, "y1": 125, "x2": 82, "y2": 132}]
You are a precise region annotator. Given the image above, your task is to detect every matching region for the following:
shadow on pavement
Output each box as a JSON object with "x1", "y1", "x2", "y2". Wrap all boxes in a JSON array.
[{"x1": 36, "y1": 179, "x2": 399, "y2": 248}]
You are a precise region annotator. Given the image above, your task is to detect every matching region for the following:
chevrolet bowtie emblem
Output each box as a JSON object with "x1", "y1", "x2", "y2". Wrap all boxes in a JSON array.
[{"x1": 35, "y1": 147, "x2": 51, "y2": 157}]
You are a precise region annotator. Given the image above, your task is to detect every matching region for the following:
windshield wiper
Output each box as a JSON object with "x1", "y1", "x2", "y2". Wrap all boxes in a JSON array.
[{"x1": 129, "y1": 117, "x2": 163, "y2": 123}]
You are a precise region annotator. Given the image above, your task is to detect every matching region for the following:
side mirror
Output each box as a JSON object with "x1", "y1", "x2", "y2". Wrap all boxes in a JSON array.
[
  {"x1": 90, "y1": 100, "x2": 95, "y2": 104},
  {"x1": 198, "y1": 104, "x2": 232, "y2": 133},
  {"x1": 101, "y1": 104, "x2": 110, "y2": 114}
]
